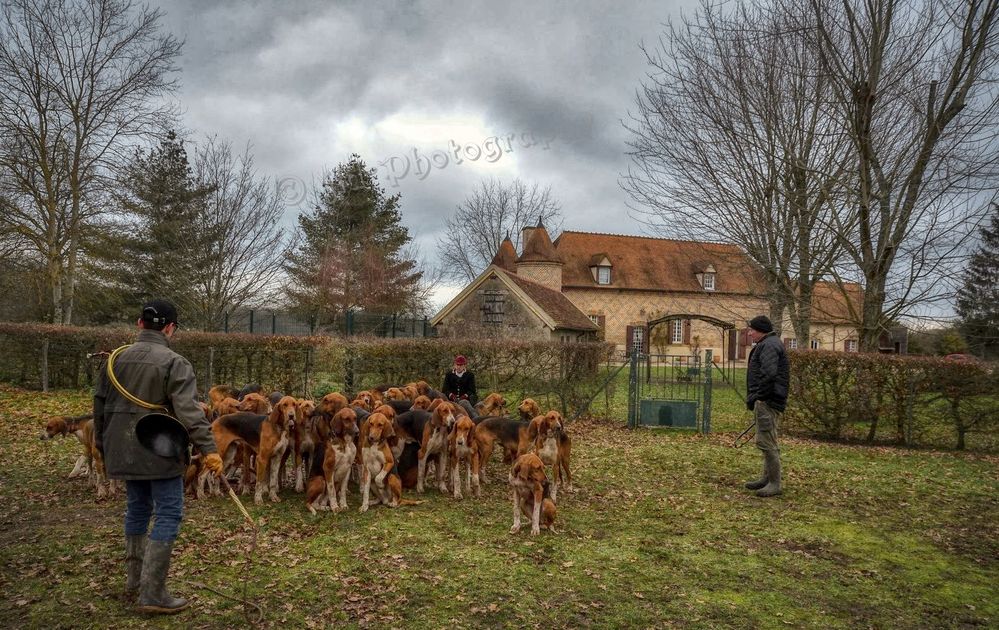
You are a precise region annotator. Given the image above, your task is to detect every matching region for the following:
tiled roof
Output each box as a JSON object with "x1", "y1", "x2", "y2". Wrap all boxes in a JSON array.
[
  {"x1": 517, "y1": 223, "x2": 562, "y2": 263},
  {"x1": 499, "y1": 269, "x2": 598, "y2": 331},
  {"x1": 490, "y1": 237, "x2": 517, "y2": 272},
  {"x1": 809, "y1": 281, "x2": 863, "y2": 325},
  {"x1": 554, "y1": 231, "x2": 767, "y2": 294}
]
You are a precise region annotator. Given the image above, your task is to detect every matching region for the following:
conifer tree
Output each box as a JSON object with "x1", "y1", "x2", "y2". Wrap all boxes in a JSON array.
[
  {"x1": 956, "y1": 204, "x2": 999, "y2": 359},
  {"x1": 283, "y1": 154, "x2": 421, "y2": 324},
  {"x1": 91, "y1": 131, "x2": 212, "y2": 320}
]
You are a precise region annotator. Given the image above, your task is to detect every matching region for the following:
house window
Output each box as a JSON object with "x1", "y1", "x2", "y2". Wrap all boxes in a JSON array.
[
  {"x1": 788, "y1": 339, "x2": 797, "y2": 350},
  {"x1": 481, "y1": 290, "x2": 505, "y2": 325},
  {"x1": 703, "y1": 273, "x2": 715, "y2": 291},
  {"x1": 671, "y1": 320, "x2": 683, "y2": 344},
  {"x1": 560, "y1": 334, "x2": 573, "y2": 343},
  {"x1": 597, "y1": 266, "x2": 611, "y2": 285},
  {"x1": 588, "y1": 314, "x2": 601, "y2": 326},
  {"x1": 846, "y1": 339, "x2": 858, "y2": 352},
  {"x1": 811, "y1": 339, "x2": 820, "y2": 350},
  {"x1": 632, "y1": 327, "x2": 645, "y2": 353}
]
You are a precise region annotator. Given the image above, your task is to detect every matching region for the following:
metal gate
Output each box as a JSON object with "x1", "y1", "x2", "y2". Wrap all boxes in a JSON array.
[{"x1": 627, "y1": 350, "x2": 713, "y2": 432}]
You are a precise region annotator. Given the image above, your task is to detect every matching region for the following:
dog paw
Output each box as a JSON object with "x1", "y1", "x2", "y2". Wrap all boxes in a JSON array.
[
  {"x1": 270, "y1": 494, "x2": 281, "y2": 503},
  {"x1": 509, "y1": 525, "x2": 521, "y2": 534},
  {"x1": 359, "y1": 504, "x2": 368, "y2": 513},
  {"x1": 531, "y1": 527, "x2": 540, "y2": 536}
]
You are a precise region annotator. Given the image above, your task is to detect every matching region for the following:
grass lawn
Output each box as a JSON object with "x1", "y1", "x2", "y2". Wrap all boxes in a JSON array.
[{"x1": 1, "y1": 384, "x2": 996, "y2": 629}]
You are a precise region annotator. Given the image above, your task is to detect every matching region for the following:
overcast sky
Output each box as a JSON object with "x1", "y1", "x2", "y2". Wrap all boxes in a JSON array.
[{"x1": 156, "y1": 0, "x2": 700, "y2": 307}]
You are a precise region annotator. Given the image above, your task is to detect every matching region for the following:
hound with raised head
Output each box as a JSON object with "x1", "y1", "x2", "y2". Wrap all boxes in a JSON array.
[
  {"x1": 417, "y1": 402, "x2": 456, "y2": 494},
  {"x1": 254, "y1": 396, "x2": 297, "y2": 504},
  {"x1": 359, "y1": 412, "x2": 402, "y2": 512},
  {"x1": 306, "y1": 408, "x2": 358, "y2": 514},
  {"x1": 524, "y1": 410, "x2": 572, "y2": 502},
  {"x1": 449, "y1": 415, "x2": 481, "y2": 499}
]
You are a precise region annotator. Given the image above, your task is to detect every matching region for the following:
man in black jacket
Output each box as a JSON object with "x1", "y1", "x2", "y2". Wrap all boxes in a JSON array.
[
  {"x1": 442, "y1": 355, "x2": 478, "y2": 416},
  {"x1": 744, "y1": 315, "x2": 789, "y2": 497}
]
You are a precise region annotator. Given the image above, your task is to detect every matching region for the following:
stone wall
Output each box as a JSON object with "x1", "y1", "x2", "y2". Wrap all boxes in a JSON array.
[
  {"x1": 563, "y1": 287, "x2": 767, "y2": 357},
  {"x1": 436, "y1": 275, "x2": 550, "y2": 339}
]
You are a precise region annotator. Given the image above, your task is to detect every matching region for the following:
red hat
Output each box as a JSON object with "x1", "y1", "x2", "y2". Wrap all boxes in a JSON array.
[{"x1": 454, "y1": 355, "x2": 467, "y2": 366}]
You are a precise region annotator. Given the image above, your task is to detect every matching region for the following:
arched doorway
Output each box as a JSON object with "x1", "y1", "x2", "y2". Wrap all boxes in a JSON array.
[{"x1": 627, "y1": 313, "x2": 745, "y2": 430}]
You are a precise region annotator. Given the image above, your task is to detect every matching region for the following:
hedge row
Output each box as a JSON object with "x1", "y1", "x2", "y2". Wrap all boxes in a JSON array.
[
  {"x1": 784, "y1": 350, "x2": 999, "y2": 450},
  {"x1": 0, "y1": 323, "x2": 615, "y2": 417}
]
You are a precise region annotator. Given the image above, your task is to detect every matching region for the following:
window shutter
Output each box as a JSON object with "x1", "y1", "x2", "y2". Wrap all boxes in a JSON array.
[
  {"x1": 644, "y1": 325, "x2": 651, "y2": 353},
  {"x1": 844, "y1": 339, "x2": 849, "y2": 352},
  {"x1": 783, "y1": 338, "x2": 790, "y2": 348},
  {"x1": 625, "y1": 325, "x2": 634, "y2": 357},
  {"x1": 597, "y1": 315, "x2": 606, "y2": 328},
  {"x1": 683, "y1": 319, "x2": 691, "y2": 344}
]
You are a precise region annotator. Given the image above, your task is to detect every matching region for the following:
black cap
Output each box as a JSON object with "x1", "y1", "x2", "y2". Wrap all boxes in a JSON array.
[
  {"x1": 748, "y1": 315, "x2": 773, "y2": 333},
  {"x1": 141, "y1": 299, "x2": 179, "y2": 329}
]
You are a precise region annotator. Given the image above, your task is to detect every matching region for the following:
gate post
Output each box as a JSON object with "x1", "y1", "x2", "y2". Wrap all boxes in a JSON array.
[
  {"x1": 627, "y1": 352, "x2": 638, "y2": 428},
  {"x1": 702, "y1": 349, "x2": 712, "y2": 434}
]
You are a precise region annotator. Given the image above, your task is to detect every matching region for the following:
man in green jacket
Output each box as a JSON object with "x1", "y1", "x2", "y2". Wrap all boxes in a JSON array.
[{"x1": 94, "y1": 300, "x2": 222, "y2": 614}]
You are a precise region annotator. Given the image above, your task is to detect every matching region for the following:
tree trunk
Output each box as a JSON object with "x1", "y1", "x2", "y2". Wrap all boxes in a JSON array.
[
  {"x1": 859, "y1": 273, "x2": 887, "y2": 352},
  {"x1": 793, "y1": 280, "x2": 814, "y2": 349}
]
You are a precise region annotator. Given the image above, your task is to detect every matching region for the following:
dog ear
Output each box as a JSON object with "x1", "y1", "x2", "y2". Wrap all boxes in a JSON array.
[
  {"x1": 332, "y1": 410, "x2": 345, "y2": 438},
  {"x1": 314, "y1": 414, "x2": 329, "y2": 441},
  {"x1": 531, "y1": 460, "x2": 547, "y2": 485},
  {"x1": 511, "y1": 457, "x2": 523, "y2": 481},
  {"x1": 528, "y1": 418, "x2": 540, "y2": 443}
]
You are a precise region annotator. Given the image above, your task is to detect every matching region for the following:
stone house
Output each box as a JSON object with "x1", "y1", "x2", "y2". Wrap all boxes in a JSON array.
[{"x1": 432, "y1": 222, "x2": 869, "y2": 358}]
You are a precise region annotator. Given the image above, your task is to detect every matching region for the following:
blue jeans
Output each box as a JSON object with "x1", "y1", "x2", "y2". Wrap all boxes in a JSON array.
[{"x1": 125, "y1": 477, "x2": 184, "y2": 542}]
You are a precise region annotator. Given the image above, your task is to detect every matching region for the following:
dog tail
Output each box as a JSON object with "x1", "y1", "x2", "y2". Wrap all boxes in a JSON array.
[{"x1": 398, "y1": 499, "x2": 426, "y2": 506}]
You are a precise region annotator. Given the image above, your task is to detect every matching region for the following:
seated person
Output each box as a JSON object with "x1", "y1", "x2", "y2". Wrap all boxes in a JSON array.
[{"x1": 442, "y1": 355, "x2": 478, "y2": 417}]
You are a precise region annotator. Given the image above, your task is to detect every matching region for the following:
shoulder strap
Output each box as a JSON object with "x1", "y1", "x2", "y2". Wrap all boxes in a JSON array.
[{"x1": 106, "y1": 345, "x2": 168, "y2": 411}]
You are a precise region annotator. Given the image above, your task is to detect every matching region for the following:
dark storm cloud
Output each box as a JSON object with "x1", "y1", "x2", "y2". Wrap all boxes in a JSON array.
[{"x1": 154, "y1": 0, "x2": 699, "y2": 299}]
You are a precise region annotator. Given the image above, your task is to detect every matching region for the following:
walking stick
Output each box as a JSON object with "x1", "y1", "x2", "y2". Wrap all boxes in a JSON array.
[{"x1": 182, "y1": 474, "x2": 264, "y2": 626}]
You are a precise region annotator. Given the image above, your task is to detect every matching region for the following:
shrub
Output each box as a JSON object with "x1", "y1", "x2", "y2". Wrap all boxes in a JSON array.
[
  {"x1": 785, "y1": 350, "x2": 997, "y2": 450},
  {"x1": 0, "y1": 323, "x2": 613, "y2": 417}
]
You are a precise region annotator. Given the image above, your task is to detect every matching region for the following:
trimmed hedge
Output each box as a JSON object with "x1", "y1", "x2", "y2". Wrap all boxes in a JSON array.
[
  {"x1": 785, "y1": 350, "x2": 998, "y2": 450},
  {"x1": 0, "y1": 323, "x2": 614, "y2": 417}
]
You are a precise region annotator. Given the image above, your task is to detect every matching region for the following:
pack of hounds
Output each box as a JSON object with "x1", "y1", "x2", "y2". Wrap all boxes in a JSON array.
[{"x1": 41, "y1": 381, "x2": 572, "y2": 536}]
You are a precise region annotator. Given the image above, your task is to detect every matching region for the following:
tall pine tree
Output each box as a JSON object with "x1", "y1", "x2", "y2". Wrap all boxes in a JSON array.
[
  {"x1": 91, "y1": 132, "x2": 213, "y2": 322},
  {"x1": 283, "y1": 154, "x2": 422, "y2": 324},
  {"x1": 956, "y1": 203, "x2": 999, "y2": 360}
]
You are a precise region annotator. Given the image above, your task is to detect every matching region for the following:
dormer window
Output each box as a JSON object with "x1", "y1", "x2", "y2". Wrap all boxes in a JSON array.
[
  {"x1": 695, "y1": 263, "x2": 717, "y2": 291},
  {"x1": 589, "y1": 254, "x2": 612, "y2": 285},
  {"x1": 597, "y1": 266, "x2": 611, "y2": 285},
  {"x1": 703, "y1": 273, "x2": 715, "y2": 291}
]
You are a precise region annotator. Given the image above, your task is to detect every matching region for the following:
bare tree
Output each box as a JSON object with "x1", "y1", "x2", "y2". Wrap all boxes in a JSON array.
[
  {"x1": 0, "y1": 0, "x2": 180, "y2": 323},
  {"x1": 188, "y1": 137, "x2": 289, "y2": 331},
  {"x1": 437, "y1": 177, "x2": 562, "y2": 284},
  {"x1": 810, "y1": 0, "x2": 999, "y2": 350},
  {"x1": 623, "y1": 0, "x2": 849, "y2": 345}
]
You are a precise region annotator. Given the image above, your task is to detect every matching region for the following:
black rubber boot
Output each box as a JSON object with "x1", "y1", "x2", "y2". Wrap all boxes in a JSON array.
[
  {"x1": 124, "y1": 534, "x2": 146, "y2": 602},
  {"x1": 756, "y1": 453, "x2": 782, "y2": 497},
  {"x1": 744, "y1": 459, "x2": 768, "y2": 490},
  {"x1": 136, "y1": 539, "x2": 189, "y2": 614}
]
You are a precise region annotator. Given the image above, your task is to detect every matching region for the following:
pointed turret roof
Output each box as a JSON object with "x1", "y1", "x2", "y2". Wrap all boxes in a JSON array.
[
  {"x1": 490, "y1": 234, "x2": 517, "y2": 272},
  {"x1": 517, "y1": 219, "x2": 561, "y2": 264}
]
